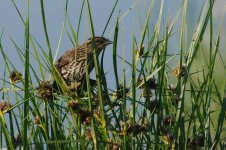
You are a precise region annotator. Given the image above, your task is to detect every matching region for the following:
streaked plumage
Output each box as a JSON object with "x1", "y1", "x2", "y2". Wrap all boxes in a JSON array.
[{"x1": 54, "y1": 36, "x2": 112, "y2": 86}]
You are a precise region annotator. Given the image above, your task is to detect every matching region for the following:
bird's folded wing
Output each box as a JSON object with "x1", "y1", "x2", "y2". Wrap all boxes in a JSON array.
[{"x1": 55, "y1": 48, "x2": 76, "y2": 69}]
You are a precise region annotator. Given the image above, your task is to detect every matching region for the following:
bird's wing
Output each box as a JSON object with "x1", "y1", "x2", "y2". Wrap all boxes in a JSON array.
[{"x1": 55, "y1": 48, "x2": 75, "y2": 69}]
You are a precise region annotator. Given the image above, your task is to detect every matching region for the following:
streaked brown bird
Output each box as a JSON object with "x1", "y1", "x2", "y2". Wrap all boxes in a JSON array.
[{"x1": 54, "y1": 36, "x2": 112, "y2": 88}]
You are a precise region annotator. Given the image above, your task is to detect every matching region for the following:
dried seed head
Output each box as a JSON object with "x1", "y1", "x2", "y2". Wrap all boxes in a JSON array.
[
  {"x1": 9, "y1": 70, "x2": 22, "y2": 84},
  {"x1": 14, "y1": 134, "x2": 23, "y2": 148},
  {"x1": 79, "y1": 109, "x2": 91, "y2": 125},
  {"x1": 161, "y1": 133, "x2": 174, "y2": 147},
  {"x1": 110, "y1": 144, "x2": 120, "y2": 150},
  {"x1": 147, "y1": 100, "x2": 160, "y2": 113},
  {"x1": 107, "y1": 139, "x2": 120, "y2": 150},
  {"x1": 197, "y1": 134, "x2": 205, "y2": 147},
  {"x1": 188, "y1": 134, "x2": 205, "y2": 148},
  {"x1": 173, "y1": 67, "x2": 180, "y2": 77},
  {"x1": 0, "y1": 101, "x2": 11, "y2": 114},
  {"x1": 180, "y1": 64, "x2": 187, "y2": 76},
  {"x1": 83, "y1": 116, "x2": 91, "y2": 126},
  {"x1": 127, "y1": 123, "x2": 148, "y2": 135},
  {"x1": 34, "y1": 115, "x2": 45, "y2": 126},
  {"x1": 34, "y1": 116, "x2": 40, "y2": 125},
  {"x1": 139, "y1": 77, "x2": 157, "y2": 88},
  {"x1": 173, "y1": 64, "x2": 187, "y2": 78},
  {"x1": 112, "y1": 84, "x2": 130, "y2": 100},
  {"x1": 86, "y1": 130, "x2": 93, "y2": 140},
  {"x1": 138, "y1": 77, "x2": 157, "y2": 93},
  {"x1": 92, "y1": 96, "x2": 99, "y2": 108},
  {"x1": 67, "y1": 99, "x2": 80, "y2": 111},
  {"x1": 163, "y1": 115, "x2": 175, "y2": 126},
  {"x1": 135, "y1": 45, "x2": 145, "y2": 58},
  {"x1": 36, "y1": 81, "x2": 54, "y2": 101}
]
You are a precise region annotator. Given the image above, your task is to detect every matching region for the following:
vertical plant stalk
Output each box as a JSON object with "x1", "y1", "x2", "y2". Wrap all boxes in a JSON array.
[
  {"x1": 113, "y1": 19, "x2": 119, "y2": 88},
  {"x1": 153, "y1": 0, "x2": 164, "y2": 146},
  {"x1": 122, "y1": 70, "x2": 128, "y2": 149},
  {"x1": 85, "y1": 59, "x2": 97, "y2": 149},
  {"x1": 211, "y1": 9, "x2": 224, "y2": 146},
  {"x1": 0, "y1": 113, "x2": 14, "y2": 149},
  {"x1": 40, "y1": 1, "x2": 61, "y2": 148},
  {"x1": 40, "y1": 0, "x2": 53, "y2": 64},
  {"x1": 131, "y1": 36, "x2": 136, "y2": 149},
  {"x1": 101, "y1": 0, "x2": 119, "y2": 36},
  {"x1": 204, "y1": 0, "x2": 213, "y2": 148},
  {"x1": 176, "y1": 0, "x2": 215, "y2": 148},
  {"x1": 86, "y1": 0, "x2": 108, "y2": 146},
  {"x1": 76, "y1": 0, "x2": 85, "y2": 46},
  {"x1": 99, "y1": 0, "x2": 119, "y2": 109},
  {"x1": 175, "y1": 0, "x2": 186, "y2": 147},
  {"x1": 23, "y1": 0, "x2": 30, "y2": 149}
]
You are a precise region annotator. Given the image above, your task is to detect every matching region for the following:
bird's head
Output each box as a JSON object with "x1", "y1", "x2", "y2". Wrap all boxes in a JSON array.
[{"x1": 87, "y1": 36, "x2": 113, "y2": 51}]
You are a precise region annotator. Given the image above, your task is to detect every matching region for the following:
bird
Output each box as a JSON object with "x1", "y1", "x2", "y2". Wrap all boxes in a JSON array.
[{"x1": 53, "y1": 36, "x2": 112, "y2": 90}]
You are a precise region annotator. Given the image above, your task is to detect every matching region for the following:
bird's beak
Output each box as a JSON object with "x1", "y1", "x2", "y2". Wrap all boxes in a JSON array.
[{"x1": 104, "y1": 39, "x2": 113, "y2": 45}]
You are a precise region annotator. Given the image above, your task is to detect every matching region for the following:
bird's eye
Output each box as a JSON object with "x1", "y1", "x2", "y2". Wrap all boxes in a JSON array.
[{"x1": 96, "y1": 40, "x2": 102, "y2": 44}]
